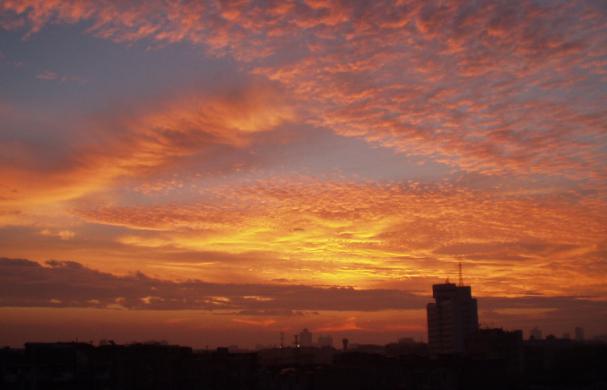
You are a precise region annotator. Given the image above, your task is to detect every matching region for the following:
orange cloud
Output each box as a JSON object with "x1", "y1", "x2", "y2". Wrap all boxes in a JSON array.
[
  {"x1": 39, "y1": 229, "x2": 76, "y2": 240},
  {"x1": 232, "y1": 318, "x2": 277, "y2": 327},
  {"x1": 316, "y1": 317, "x2": 363, "y2": 333}
]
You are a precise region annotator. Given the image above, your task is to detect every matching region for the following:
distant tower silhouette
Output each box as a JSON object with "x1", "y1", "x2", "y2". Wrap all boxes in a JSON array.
[
  {"x1": 280, "y1": 332, "x2": 284, "y2": 348},
  {"x1": 294, "y1": 334, "x2": 299, "y2": 348},
  {"x1": 342, "y1": 338, "x2": 349, "y2": 351}
]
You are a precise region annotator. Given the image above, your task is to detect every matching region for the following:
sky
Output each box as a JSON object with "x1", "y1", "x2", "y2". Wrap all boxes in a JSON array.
[{"x1": 0, "y1": 0, "x2": 606, "y2": 348}]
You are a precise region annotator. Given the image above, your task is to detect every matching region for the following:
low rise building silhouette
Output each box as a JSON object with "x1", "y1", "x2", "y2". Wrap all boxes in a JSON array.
[{"x1": 466, "y1": 328, "x2": 524, "y2": 373}]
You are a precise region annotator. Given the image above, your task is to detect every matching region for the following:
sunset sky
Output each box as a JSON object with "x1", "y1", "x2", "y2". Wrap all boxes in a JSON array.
[{"x1": 1, "y1": 0, "x2": 606, "y2": 348}]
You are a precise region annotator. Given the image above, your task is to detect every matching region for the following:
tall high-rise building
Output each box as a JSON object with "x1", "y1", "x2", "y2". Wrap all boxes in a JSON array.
[{"x1": 427, "y1": 282, "x2": 479, "y2": 355}]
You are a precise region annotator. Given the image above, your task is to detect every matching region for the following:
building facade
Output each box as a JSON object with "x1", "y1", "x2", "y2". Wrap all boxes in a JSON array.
[{"x1": 427, "y1": 282, "x2": 479, "y2": 355}]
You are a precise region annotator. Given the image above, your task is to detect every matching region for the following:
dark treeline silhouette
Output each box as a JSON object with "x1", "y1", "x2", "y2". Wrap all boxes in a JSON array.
[{"x1": 1, "y1": 334, "x2": 606, "y2": 390}]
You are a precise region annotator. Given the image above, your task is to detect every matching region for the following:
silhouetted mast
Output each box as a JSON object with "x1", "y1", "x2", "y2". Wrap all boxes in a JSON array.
[{"x1": 458, "y1": 262, "x2": 463, "y2": 287}]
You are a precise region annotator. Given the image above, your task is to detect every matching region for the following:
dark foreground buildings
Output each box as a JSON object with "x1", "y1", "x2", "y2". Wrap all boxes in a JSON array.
[
  {"x1": 0, "y1": 342, "x2": 258, "y2": 390},
  {"x1": 1, "y1": 338, "x2": 606, "y2": 390}
]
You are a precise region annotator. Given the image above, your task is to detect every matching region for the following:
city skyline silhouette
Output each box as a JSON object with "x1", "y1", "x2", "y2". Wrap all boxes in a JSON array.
[{"x1": 2, "y1": 279, "x2": 605, "y2": 389}]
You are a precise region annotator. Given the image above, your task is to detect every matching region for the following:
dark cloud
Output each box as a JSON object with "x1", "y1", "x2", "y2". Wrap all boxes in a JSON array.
[
  {"x1": 479, "y1": 296, "x2": 607, "y2": 336},
  {"x1": 0, "y1": 257, "x2": 427, "y2": 311},
  {"x1": 2, "y1": 257, "x2": 606, "y2": 330}
]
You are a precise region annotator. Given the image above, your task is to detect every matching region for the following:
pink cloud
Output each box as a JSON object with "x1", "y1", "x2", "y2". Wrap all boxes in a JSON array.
[{"x1": 0, "y1": 81, "x2": 293, "y2": 207}]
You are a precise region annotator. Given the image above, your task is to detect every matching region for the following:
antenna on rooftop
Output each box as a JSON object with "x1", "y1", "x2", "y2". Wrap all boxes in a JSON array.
[{"x1": 458, "y1": 262, "x2": 464, "y2": 287}]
